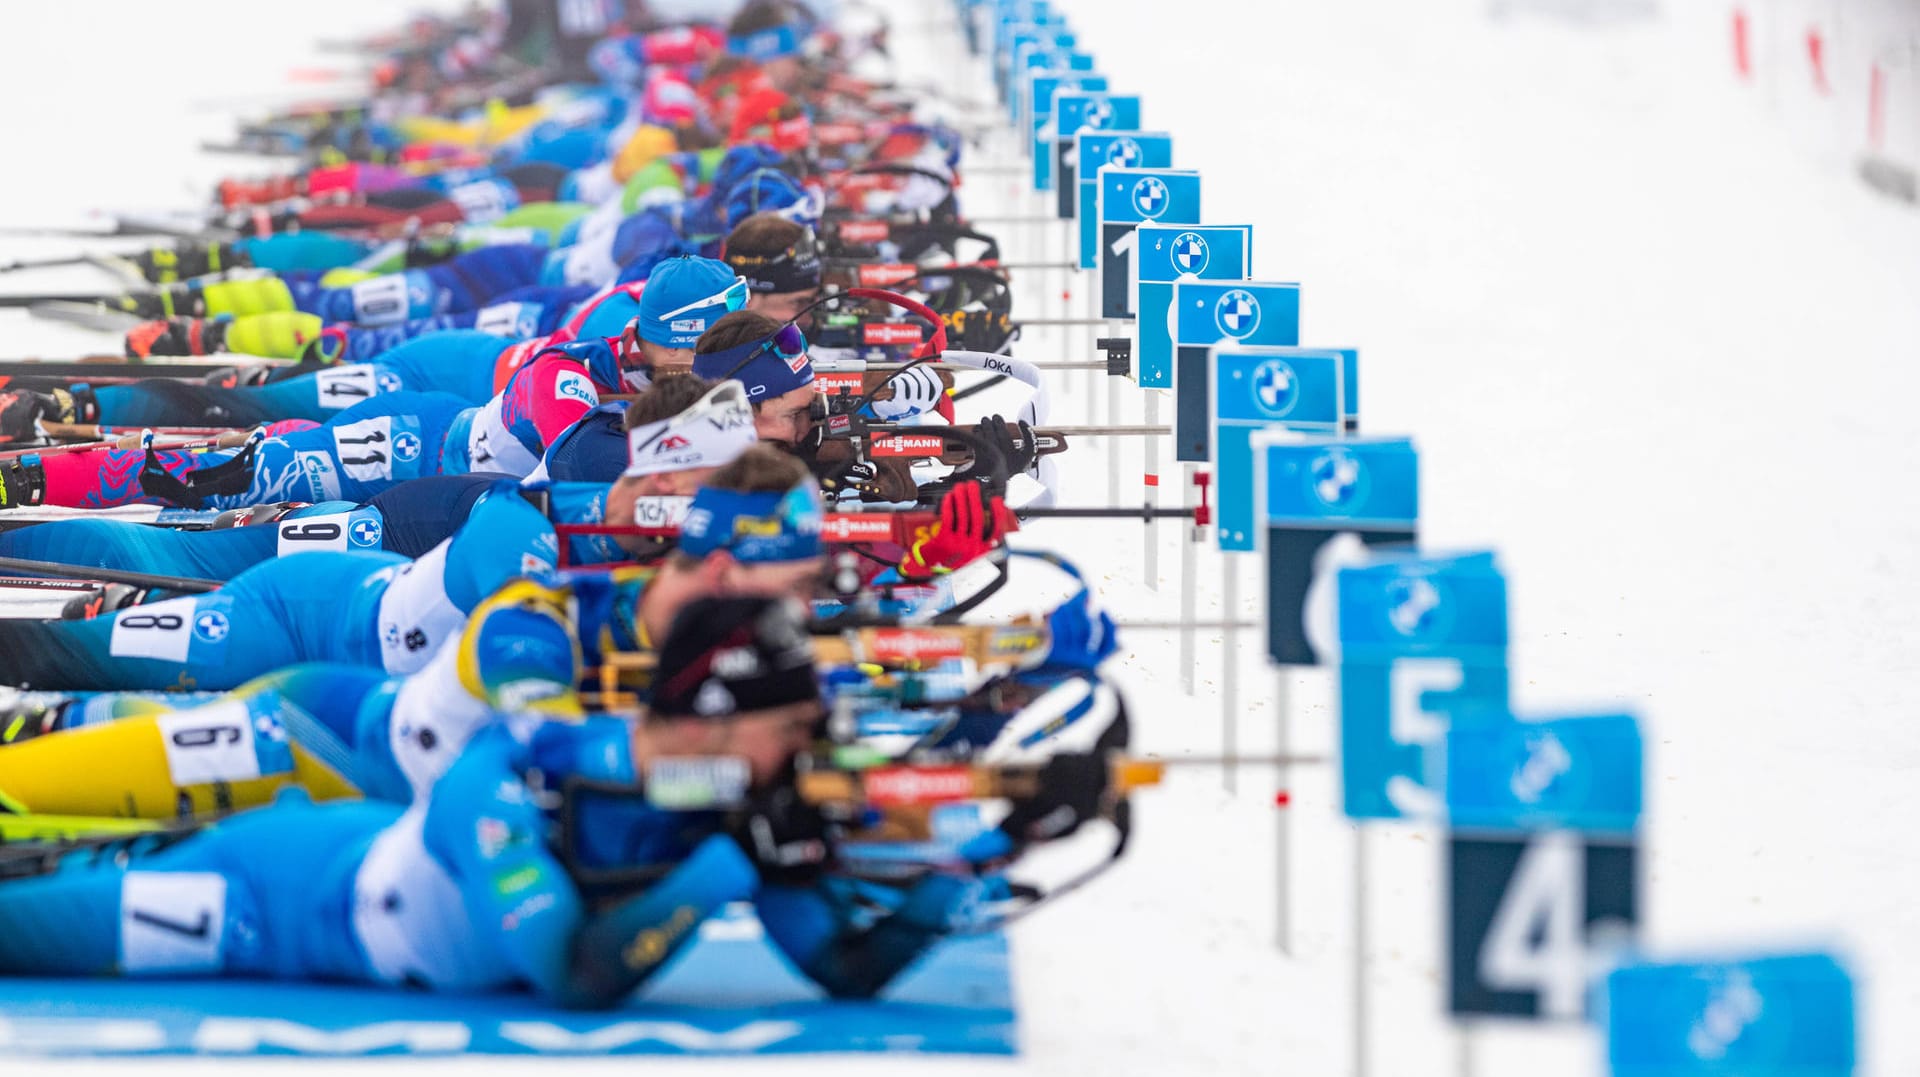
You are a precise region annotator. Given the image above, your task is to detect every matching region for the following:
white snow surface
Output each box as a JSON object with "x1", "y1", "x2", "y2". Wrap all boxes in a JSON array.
[{"x1": 4, "y1": 0, "x2": 1920, "y2": 1074}]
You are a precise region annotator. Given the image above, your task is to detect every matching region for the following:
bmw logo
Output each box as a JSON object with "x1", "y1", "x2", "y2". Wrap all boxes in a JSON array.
[
  {"x1": 1250, "y1": 359, "x2": 1298, "y2": 418},
  {"x1": 1083, "y1": 95, "x2": 1113, "y2": 129},
  {"x1": 1383, "y1": 575, "x2": 1446, "y2": 640},
  {"x1": 193, "y1": 610, "x2": 231, "y2": 643},
  {"x1": 376, "y1": 371, "x2": 403, "y2": 393},
  {"x1": 350, "y1": 517, "x2": 384, "y2": 548},
  {"x1": 1106, "y1": 136, "x2": 1142, "y2": 168},
  {"x1": 1309, "y1": 448, "x2": 1366, "y2": 509},
  {"x1": 1130, "y1": 175, "x2": 1169, "y2": 218},
  {"x1": 1213, "y1": 288, "x2": 1261, "y2": 338},
  {"x1": 392, "y1": 431, "x2": 421, "y2": 462},
  {"x1": 1171, "y1": 231, "x2": 1210, "y2": 275}
]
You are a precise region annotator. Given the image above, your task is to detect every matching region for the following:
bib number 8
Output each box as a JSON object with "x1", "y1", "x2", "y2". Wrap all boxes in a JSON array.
[{"x1": 109, "y1": 596, "x2": 201, "y2": 662}]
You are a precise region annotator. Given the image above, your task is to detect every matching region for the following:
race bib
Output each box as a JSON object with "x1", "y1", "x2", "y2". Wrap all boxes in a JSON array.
[
  {"x1": 313, "y1": 364, "x2": 379, "y2": 410},
  {"x1": 449, "y1": 180, "x2": 511, "y2": 224},
  {"x1": 332, "y1": 416, "x2": 395, "y2": 483},
  {"x1": 156, "y1": 699, "x2": 284, "y2": 786},
  {"x1": 274, "y1": 510, "x2": 375, "y2": 555},
  {"x1": 120, "y1": 872, "x2": 227, "y2": 975},
  {"x1": 376, "y1": 543, "x2": 461, "y2": 675},
  {"x1": 349, "y1": 274, "x2": 410, "y2": 326},
  {"x1": 108, "y1": 595, "x2": 211, "y2": 662},
  {"x1": 474, "y1": 301, "x2": 531, "y2": 336}
]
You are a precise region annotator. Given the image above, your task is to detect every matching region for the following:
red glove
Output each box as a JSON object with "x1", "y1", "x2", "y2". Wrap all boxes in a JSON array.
[{"x1": 898, "y1": 481, "x2": 1017, "y2": 579}]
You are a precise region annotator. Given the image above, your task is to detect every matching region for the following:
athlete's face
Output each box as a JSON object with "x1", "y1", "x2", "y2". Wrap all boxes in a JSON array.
[
  {"x1": 753, "y1": 383, "x2": 816, "y2": 445},
  {"x1": 606, "y1": 470, "x2": 720, "y2": 553},
  {"x1": 747, "y1": 289, "x2": 820, "y2": 328},
  {"x1": 640, "y1": 341, "x2": 695, "y2": 373},
  {"x1": 715, "y1": 552, "x2": 828, "y2": 603},
  {"x1": 718, "y1": 702, "x2": 821, "y2": 786},
  {"x1": 658, "y1": 703, "x2": 818, "y2": 787},
  {"x1": 763, "y1": 55, "x2": 803, "y2": 93}
]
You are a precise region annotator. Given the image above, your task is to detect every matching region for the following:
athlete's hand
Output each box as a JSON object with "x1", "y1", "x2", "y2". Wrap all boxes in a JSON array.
[
  {"x1": 867, "y1": 365, "x2": 943, "y2": 422},
  {"x1": 898, "y1": 480, "x2": 1014, "y2": 579},
  {"x1": 973, "y1": 413, "x2": 1035, "y2": 475},
  {"x1": 997, "y1": 752, "x2": 1111, "y2": 846},
  {"x1": 728, "y1": 782, "x2": 834, "y2": 886},
  {"x1": 831, "y1": 459, "x2": 920, "y2": 504}
]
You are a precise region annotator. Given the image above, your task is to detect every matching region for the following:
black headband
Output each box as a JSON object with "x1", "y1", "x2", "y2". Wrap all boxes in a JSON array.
[{"x1": 727, "y1": 229, "x2": 823, "y2": 294}]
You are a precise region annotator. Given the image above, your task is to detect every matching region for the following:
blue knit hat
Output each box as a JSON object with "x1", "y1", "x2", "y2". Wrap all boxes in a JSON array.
[{"x1": 637, "y1": 255, "x2": 747, "y2": 348}]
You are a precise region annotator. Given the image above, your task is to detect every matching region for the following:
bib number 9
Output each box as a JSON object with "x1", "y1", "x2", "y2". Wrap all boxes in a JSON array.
[{"x1": 277, "y1": 514, "x2": 350, "y2": 554}]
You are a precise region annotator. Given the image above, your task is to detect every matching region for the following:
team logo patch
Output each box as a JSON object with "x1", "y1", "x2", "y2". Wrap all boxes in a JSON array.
[
  {"x1": 1106, "y1": 137, "x2": 1142, "y2": 168},
  {"x1": 350, "y1": 517, "x2": 384, "y2": 548},
  {"x1": 1250, "y1": 359, "x2": 1298, "y2": 419},
  {"x1": 1171, "y1": 231, "x2": 1210, "y2": 275},
  {"x1": 1214, "y1": 289, "x2": 1261, "y2": 338},
  {"x1": 1131, "y1": 176, "x2": 1169, "y2": 218},
  {"x1": 555, "y1": 371, "x2": 598, "y2": 406},
  {"x1": 193, "y1": 610, "x2": 230, "y2": 643},
  {"x1": 1083, "y1": 95, "x2": 1114, "y2": 129},
  {"x1": 520, "y1": 553, "x2": 552, "y2": 575},
  {"x1": 376, "y1": 370, "x2": 403, "y2": 393},
  {"x1": 1309, "y1": 448, "x2": 1367, "y2": 509},
  {"x1": 392, "y1": 431, "x2": 421, "y2": 462},
  {"x1": 670, "y1": 318, "x2": 707, "y2": 335}
]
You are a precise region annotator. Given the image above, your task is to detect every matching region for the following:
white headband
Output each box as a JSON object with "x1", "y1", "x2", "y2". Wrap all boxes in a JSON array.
[{"x1": 624, "y1": 380, "x2": 759, "y2": 478}]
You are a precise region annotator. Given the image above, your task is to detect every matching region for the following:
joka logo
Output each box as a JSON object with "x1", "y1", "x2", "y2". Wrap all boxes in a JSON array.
[
  {"x1": 1310, "y1": 448, "x2": 1365, "y2": 509},
  {"x1": 1083, "y1": 95, "x2": 1114, "y2": 129},
  {"x1": 392, "y1": 431, "x2": 421, "y2": 462},
  {"x1": 1106, "y1": 137, "x2": 1142, "y2": 168},
  {"x1": 350, "y1": 517, "x2": 383, "y2": 547},
  {"x1": 1131, "y1": 176, "x2": 1169, "y2": 218},
  {"x1": 194, "y1": 610, "x2": 230, "y2": 643},
  {"x1": 1384, "y1": 574, "x2": 1443, "y2": 639},
  {"x1": 656, "y1": 434, "x2": 693, "y2": 452},
  {"x1": 376, "y1": 371, "x2": 403, "y2": 393},
  {"x1": 1172, "y1": 231, "x2": 1210, "y2": 274},
  {"x1": 1251, "y1": 359, "x2": 1298, "y2": 418},
  {"x1": 1214, "y1": 289, "x2": 1261, "y2": 338}
]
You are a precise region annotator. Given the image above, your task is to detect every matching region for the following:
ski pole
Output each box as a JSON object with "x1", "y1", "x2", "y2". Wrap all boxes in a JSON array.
[
  {"x1": 0, "y1": 557, "x2": 222, "y2": 594},
  {"x1": 0, "y1": 255, "x2": 91, "y2": 275}
]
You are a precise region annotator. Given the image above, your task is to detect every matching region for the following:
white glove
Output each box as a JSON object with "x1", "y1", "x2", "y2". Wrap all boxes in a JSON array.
[{"x1": 868, "y1": 365, "x2": 944, "y2": 421}]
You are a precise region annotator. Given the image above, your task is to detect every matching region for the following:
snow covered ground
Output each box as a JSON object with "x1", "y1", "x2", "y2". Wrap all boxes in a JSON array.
[{"x1": 4, "y1": 0, "x2": 1919, "y2": 1074}]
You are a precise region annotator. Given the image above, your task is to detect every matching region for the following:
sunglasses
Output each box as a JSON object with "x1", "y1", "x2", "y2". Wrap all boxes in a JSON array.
[
  {"x1": 719, "y1": 321, "x2": 810, "y2": 380},
  {"x1": 654, "y1": 276, "x2": 751, "y2": 322}
]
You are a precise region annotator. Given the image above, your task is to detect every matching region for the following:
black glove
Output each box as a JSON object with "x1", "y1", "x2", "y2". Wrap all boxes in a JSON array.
[
  {"x1": 997, "y1": 752, "x2": 1110, "y2": 846},
  {"x1": 974, "y1": 414, "x2": 1036, "y2": 475},
  {"x1": 728, "y1": 782, "x2": 835, "y2": 886}
]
